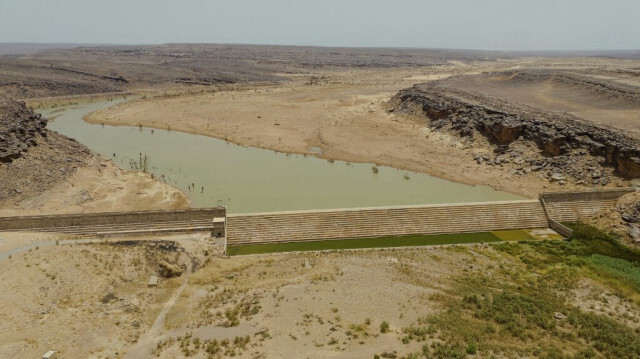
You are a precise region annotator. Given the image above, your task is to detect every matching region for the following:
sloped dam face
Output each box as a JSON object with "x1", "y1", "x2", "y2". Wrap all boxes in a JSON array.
[{"x1": 43, "y1": 100, "x2": 523, "y2": 214}]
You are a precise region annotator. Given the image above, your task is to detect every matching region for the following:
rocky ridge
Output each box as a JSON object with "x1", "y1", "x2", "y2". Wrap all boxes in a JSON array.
[
  {"x1": 390, "y1": 83, "x2": 640, "y2": 185},
  {"x1": 505, "y1": 70, "x2": 640, "y2": 106}
]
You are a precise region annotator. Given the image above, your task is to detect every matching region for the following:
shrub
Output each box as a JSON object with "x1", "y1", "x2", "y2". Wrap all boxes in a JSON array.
[
  {"x1": 380, "y1": 321, "x2": 390, "y2": 333},
  {"x1": 101, "y1": 292, "x2": 117, "y2": 304},
  {"x1": 205, "y1": 340, "x2": 219, "y2": 354},
  {"x1": 466, "y1": 342, "x2": 477, "y2": 354},
  {"x1": 224, "y1": 308, "x2": 240, "y2": 327},
  {"x1": 568, "y1": 309, "x2": 640, "y2": 358},
  {"x1": 430, "y1": 342, "x2": 467, "y2": 359}
]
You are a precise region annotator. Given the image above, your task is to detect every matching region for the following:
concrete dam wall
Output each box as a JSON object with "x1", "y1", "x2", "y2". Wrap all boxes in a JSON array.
[{"x1": 226, "y1": 200, "x2": 549, "y2": 246}]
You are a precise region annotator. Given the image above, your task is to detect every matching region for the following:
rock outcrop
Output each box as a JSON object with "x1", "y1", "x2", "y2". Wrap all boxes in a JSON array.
[
  {"x1": 0, "y1": 95, "x2": 48, "y2": 162},
  {"x1": 390, "y1": 84, "x2": 640, "y2": 180},
  {"x1": 0, "y1": 95, "x2": 91, "y2": 206},
  {"x1": 592, "y1": 191, "x2": 640, "y2": 244}
]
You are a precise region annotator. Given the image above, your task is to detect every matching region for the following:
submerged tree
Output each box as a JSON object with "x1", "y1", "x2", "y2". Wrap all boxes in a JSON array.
[{"x1": 129, "y1": 153, "x2": 150, "y2": 173}]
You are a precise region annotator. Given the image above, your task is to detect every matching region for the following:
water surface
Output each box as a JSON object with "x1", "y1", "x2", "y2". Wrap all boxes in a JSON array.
[{"x1": 43, "y1": 100, "x2": 522, "y2": 213}]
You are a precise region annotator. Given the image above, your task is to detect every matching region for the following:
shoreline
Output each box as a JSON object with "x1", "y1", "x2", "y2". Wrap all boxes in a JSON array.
[
  {"x1": 0, "y1": 154, "x2": 191, "y2": 217},
  {"x1": 83, "y1": 106, "x2": 516, "y2": 195}
]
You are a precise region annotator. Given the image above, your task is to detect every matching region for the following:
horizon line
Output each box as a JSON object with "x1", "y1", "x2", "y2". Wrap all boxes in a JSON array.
[{"x1": 1, "y1": 41, "x2": 639, "y2": 54}]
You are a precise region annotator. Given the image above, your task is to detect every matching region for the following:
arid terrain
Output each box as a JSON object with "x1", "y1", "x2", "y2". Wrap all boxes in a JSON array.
[
  {"x1": 1, "y1": 44, "x2": 640, "y2": 358},
  {"x1": 2, "y1": 226, "x2": 639, "y2": 358}
]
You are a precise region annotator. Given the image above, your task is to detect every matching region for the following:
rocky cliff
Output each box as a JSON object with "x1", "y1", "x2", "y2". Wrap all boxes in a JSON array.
[
  {"x1": 0, "y1": 95, "x2": 91, "y2": 206},
  {"x1": 0, "y1": 95, "x2": 48, "y2": 162},
  {"x1": 390, "y1": 84, "x2": 640, "y2": 181}
]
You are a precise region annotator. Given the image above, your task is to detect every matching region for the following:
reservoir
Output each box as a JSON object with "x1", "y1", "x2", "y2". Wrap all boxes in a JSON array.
[{"x1": 42, "y1": 100, "x2": 523, "y2": 213}]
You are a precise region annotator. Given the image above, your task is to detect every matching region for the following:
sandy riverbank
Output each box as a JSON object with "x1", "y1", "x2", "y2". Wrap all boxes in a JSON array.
[{"x1": 0, "y1": 155, "x2": 189, "y2": 217}]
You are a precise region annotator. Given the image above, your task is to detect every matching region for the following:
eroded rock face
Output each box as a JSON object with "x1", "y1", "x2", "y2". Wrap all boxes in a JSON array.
[
  {"x1": 391, "y1": 84, "x2": 640, "y2": 178},
  {"x1": 620, "y1": 202, "x2": 640, "y2": 224},
  {"x1": 0, "y1": 96, "x2": 48, "y2": 162}
]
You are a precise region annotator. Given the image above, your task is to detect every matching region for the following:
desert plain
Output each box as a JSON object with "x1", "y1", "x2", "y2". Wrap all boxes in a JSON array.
[{"x1": 1, "y1": 44, "x2": 640, "y2": 358}]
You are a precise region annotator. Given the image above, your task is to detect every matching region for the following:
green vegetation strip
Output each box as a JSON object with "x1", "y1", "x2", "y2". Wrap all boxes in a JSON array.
[{"x1": 227, "y1": 230, "x2": 537, "y2": 256}]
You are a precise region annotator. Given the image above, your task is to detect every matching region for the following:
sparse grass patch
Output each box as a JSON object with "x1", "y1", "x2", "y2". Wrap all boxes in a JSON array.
[
  {"x1": 196, "y1": 287, "x2": 261, "y2": 327},
  {"x1": 157, "y1": 334, "x2": 252, "y2": 357},
  {"x1": 408, "y1": 223, "x2": 640, "y2": 357}
]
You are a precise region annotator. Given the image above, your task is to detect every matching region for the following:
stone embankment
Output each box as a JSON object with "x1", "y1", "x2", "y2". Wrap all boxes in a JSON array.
[
  {"x1": 0, "y1": 207, "x2": 225, "y2": 238},
  {"x1": 390, "y1": 84, "x2": 640, "y2": 182},
  {"x1": 540, "y1": 188, "x2": 636, "y2": 223}
]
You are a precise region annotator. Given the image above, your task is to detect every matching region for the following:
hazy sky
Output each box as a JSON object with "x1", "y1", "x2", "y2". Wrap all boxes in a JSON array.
[{"x1": 1, "y1": 0, "x2": 638, "y2": 50}]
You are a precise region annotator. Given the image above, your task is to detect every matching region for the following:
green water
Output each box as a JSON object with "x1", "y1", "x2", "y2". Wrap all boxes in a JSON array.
[
  {"x1": 226, "y1": 230, "x2": 538, "y2": 256},
  {"x1": 42, "y1": 100, "x2": 523, "y2": 214}
]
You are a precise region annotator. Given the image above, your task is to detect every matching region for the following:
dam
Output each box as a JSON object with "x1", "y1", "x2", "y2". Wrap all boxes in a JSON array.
[{"x1": 0, "y1": 189, "x2": 633, "y2": 255}]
